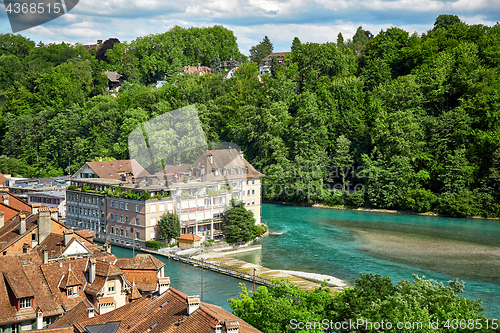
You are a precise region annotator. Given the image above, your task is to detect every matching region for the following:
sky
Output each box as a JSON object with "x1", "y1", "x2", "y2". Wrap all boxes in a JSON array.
[{"x1": 0, "y1": 0, "x2": 499, "y2": 55}]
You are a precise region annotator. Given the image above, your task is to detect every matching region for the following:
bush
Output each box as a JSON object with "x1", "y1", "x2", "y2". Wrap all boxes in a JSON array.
[
  {"x1": 437, "y1": 190, "x2": 477, "y2": 217},
  {"x1": 252, "y1": 224, "x2": 268, "y2": 239},
  {"x1": 325, "y1": 190, "x2": 344, "y2": 206},
  {"x1": 405, "y1": 188, "x2": 437, "y2": 212},
  {"x1": 343, "y1": 192, "x2": 365, "y2": 207},
  {"x1": 145, "y1": 240, "x2": 165, "y2": 249}
]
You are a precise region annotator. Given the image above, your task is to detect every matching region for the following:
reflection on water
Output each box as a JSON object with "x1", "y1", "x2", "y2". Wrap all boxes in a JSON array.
[{"x1": 232, "y1": 204, "x2": 500, "y2": 317}]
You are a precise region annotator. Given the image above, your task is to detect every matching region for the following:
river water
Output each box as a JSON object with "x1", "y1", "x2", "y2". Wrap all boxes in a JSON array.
[
  {"x1": 102, "y1": 203, "x2": 500, "y2": 317},
  {"x1": 232, "y1": 204, "x2": 500, "y2": 317}
]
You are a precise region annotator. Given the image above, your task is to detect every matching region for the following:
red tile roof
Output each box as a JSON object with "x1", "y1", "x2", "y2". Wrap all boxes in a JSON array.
[
  {"x1": 82, "y1": 160, "x2": 149, "y2": 180},
  {"x1": 3, "y1": 269, "x2": 36, "y2": 298},
  {"x1": 85, "y1": 275, "x2": 106, "y2": 296},
  {"x1": 116, "y1": 254, "x2": 164, "y2": 270},
  {"x1": 259, "y1": 52, "x2": 291, "y2": 66},
  {"x1": 48, "y1": 300, "x2": 97, "y2": 329},
  {"x1": 178, "y1": 233, "x2": 202, "y2": 241},
  {"x1": 0, "y1": 254, "x2": 64, "y2": 325},
  {"x1": 72, "y1": 287, "x2": 261, "y2": 333},
  {"x1": 40, "y1": 258, "x2": 90, "y2": 311}
]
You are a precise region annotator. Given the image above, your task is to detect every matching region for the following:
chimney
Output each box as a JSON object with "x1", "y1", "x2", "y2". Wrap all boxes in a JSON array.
[
  {"x1": 99, "y1": 157, "x2": 102, "y2": 162},
  {"x1": 51, "y1": 208, "x2": 59, "y2": 221},
  {"x1": 64, "y1": 229, "x2": 74, "y2": 246},
  {"x1": 20, "y1": 214, "x2": 26, "y2": 235},
  {"x1": 3, "y1": 194, "x2": 8, "y2": 206},
  {"x1": 36, "y1": 307, "x2": 43, "y2": 329},
  {"x1": 228, "y1": 145, "x2": 232, "y2": 154},
  {"x1": 87, "y1": 307, "x2": 95, "y2": 318},
  {"x1": 186, "y1": 295, "x2": 200, "y2": 315},
  {"x1": 207, "y1": 152, "x2": 213, "y2": 165},
  {"x1": 42, "y1": 247, "x2": 48, "y2": 264},
  {"x1": 225, "y1": 320, "x2": 239, "y2": 333},
  {"x1": 38, "y1": 208, "x2": 51, "y2": 244},
  {"x1": 158, "y1": 277, "x2": 170, "y2": 295},
  {"x1": 89, "y1": 258, "x2": 96, "y2": 284},
  {"x1": 104, "y1": 242, "x2": 112, "y2": 254},
  {"x1": 0, "y1": 212, "x2": 4, "y2": 229}
]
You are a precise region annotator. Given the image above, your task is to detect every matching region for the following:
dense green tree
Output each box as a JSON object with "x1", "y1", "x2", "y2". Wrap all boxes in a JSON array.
[
  {"x1": 291, "y1": 37, "x2": 301, "y2": 52},
  {"x1": 249, "y1": 36, "x2": 273, "y2": 63},
  {"x1": 223, "y1": 199, "x2": 255, "y2": 243},
  {"x1": 229, "y1": 280, "x2": 333, "y2": 333},
  {"x1": 348, "y1": 26, "x2": 369, "y2": 55},
  {"x1": 433, "y1": 14, "x2": 461, "y2": 31},
  {"x1": 158, "y1": 212, "x2": 181, "y2": 244}
]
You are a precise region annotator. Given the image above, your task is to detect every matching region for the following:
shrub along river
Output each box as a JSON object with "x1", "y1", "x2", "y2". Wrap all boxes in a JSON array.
[{"x1": 104, "y1": 203, "x2": 500, "y2": 317}]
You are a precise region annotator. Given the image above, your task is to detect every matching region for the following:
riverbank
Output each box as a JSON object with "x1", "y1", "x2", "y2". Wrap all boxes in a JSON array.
[
  {"x1": 263, "y1": 200, "x2": 500, "y2": 220},
  {"x1": 194, "y1": 256, "x2": 346, "y2": 292},
  {"x1": 313, "y1": 203, "x2": 500, "y2": 220}
]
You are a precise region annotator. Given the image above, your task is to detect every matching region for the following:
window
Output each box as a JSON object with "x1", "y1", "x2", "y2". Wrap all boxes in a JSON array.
[
  {"x1": 111, "y1": 226, "x2": 114, "y2": 234},
  {"x1": 125, "y1": 229, "x2": 129, "y2": 238},
  {"x1": 150, "y1": 217, "x2": 157, "y2": 226},
  {"x1": 121, "y1": 215, "x2": 123, "y2": 223},
  {"x1": 115, "y1": 214, "x2": 119, "y2": 222},
  {"x1": 120, "y1": 202, "x2": 124, "y2": 210},
  {"x1": 120, "y1": 228, "x2": 124, "y2": 236},
  {"x1": 136, "y1": 204, "x2": 139, "y2": 212},
  {"x1": 159, "y1": 203, "x2": 164, "y2": 212},
  {"x1": 135, "y1": 217, "x2": 139, "y2": 224},
  {"x1": 150, "y1": 205, "x2": 156, "y2": 213},
  {"x1": 108, "y1": 280, "x2": 115, "y2": 294},
  {"x1": 151, "y1": 231, "x2": 156, "y2": 240},
  {"x1": 19, "y1": 297, "x2": 32, "y2": 309},
  {"x1": 125, "y1": 203, "x2": 129, "y2": 211},
  {"x1": 247, "y1": 190, "x2": 250, "y2": 195},
  {"x1": 125, "y1": 215, "x2": 129, "y2": 223},
  {"x1": 252, "y1": 189, "x2": 255, "y2": 195},
  {"x1": 168, "y1": 203, "x2": 173, "y2": 211},
  {"x1": 111, "y1": 201, "x2": 114, "y2": 208},
  {"x1": 136, "y1": 231, "x2": 140, "y2": 239},
  {"x1": 115, "y1": 201, "x2": 118, "y2": 209},
  {"x1": 252, "y1": 179, "x2": 255, "y2": 185},
  {"x1": 252, "y1": 200, "x2": 255, "y2": 205}
]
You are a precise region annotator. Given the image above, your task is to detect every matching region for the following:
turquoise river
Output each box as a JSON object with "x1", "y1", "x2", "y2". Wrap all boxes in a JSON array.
[{"x1": 108, "y1": 203, "x2": 500, "y2": 317}]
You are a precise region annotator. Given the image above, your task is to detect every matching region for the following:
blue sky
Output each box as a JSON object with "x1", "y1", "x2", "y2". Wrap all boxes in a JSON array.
[{"x1": 1, "y1": 0, "x2": 498, "y2": 55}]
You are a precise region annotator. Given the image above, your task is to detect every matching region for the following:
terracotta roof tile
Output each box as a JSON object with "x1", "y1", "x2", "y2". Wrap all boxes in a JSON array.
[
  {"x1": 3, "y1": 269, "x2": 36, "y2": 298},
  {"x1": 82, "y1": 160, "x2": 149, "y2": 180},
  {"x1": 178, "y1": 233, "x2": 202, "y2": 241},
  {"x1": 95, "y1": 260, "x2": 123, "y2": 277},
  {"x1": 117, "y1": 254, "x2": 164, "y2": 270},
  {"x1": 0, "y1": 254, "x2": 64, "y2": 325},
  {"x1": 49, "y1": 299, "x2": 97, "y2": 328},
  {"x1": 98, "y1": 297, "x2": 115, "y2": 305},
  {"x1": 40, "y1": 258, "x2": 89, "y2": 311},
  {"x1": 122, "y1": 270, "x2": 157, "y2": 292},
  {"x1": 71, "y1": 287, "x2": 261, "y2": 333},
  {"x1": 85, "y1": 275, "x2": 106, "y2": 296}
]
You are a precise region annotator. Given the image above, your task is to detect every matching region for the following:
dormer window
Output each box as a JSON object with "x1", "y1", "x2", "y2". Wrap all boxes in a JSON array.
[{"x1": 19, "y1": 297, "x2": 32, "y2": 309}]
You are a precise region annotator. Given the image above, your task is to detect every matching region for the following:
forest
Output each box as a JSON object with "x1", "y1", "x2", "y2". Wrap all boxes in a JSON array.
[{"x1": 0, "y1": 15, "x2": 499, "y2": 218}]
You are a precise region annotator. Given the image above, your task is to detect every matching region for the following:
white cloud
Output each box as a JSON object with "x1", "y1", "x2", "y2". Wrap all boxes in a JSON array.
[{"x1": 1, "y1": 0, "x2": 496, "y2": 53}]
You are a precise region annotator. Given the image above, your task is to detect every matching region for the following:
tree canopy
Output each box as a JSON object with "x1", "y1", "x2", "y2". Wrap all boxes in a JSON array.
[{"x1": 0, "y1": 17, "x2": 499, "y2": 218}]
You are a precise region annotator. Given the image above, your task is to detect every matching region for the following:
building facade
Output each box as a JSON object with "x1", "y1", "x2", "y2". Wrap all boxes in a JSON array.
[{"x1": 65, "y1": 149, "x2": 264, "y2": 246}]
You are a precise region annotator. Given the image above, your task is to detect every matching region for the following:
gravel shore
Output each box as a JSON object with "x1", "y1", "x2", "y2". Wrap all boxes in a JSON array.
[{"x1": 277, "y1": 270, "x2": 347, "y2": 288}]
